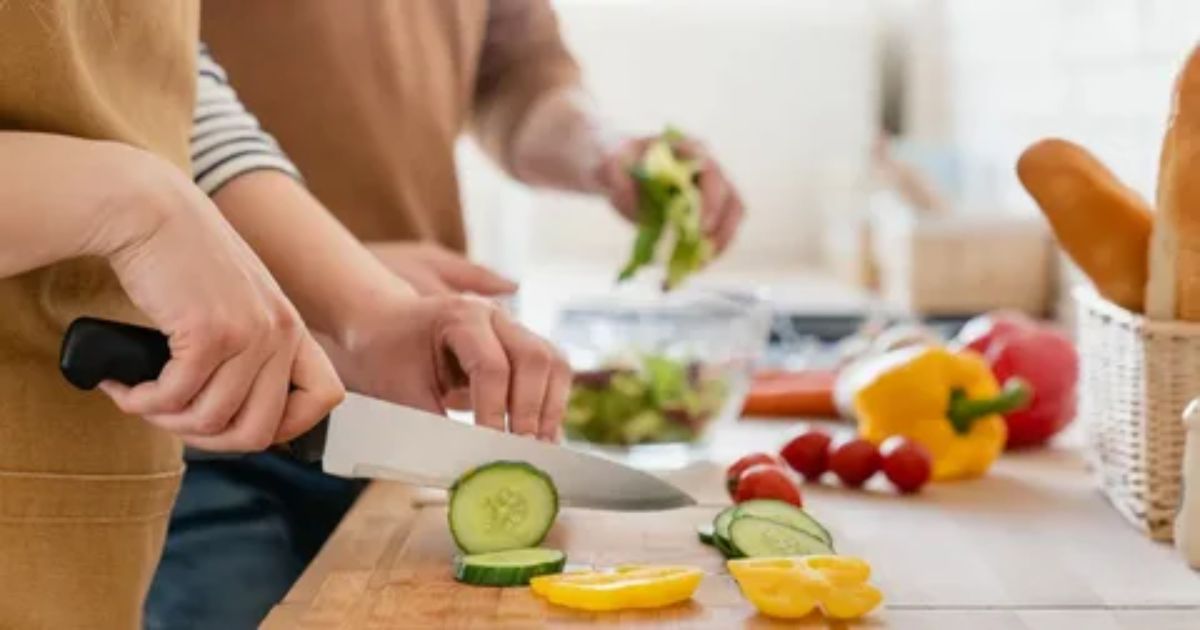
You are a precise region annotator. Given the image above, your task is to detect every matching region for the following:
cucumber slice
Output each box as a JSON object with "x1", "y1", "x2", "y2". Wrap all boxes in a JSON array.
[
  {"x1": 697, "y1": 523, "x2": 716, "y2": 546},
  {"x1": 454, "y1": 548, "x2": 567, "y2": 586},
  {"x1": 728, "y1": 516, "x2": 834, "y2": 558},
  {"x1": 712, "y1": 507, "x2": 743, "y2": 559},
  {"x1": 449, "y1": 461, "x2": 559, "y2": 554},
  {"x1": 732, "y1": 499, "x2": 834, "y2": 549},
  {"x1": 714, "y1": 506, "x2": 738, "y2": 543}
]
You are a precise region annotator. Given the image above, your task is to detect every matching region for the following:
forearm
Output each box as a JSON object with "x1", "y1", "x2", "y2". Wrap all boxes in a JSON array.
[
  {"x1": 0, "y1": 132, "x2": 159, "y2": 277},
  {"x1": 212, "y1": 170, "x2": 416, "y2": 345},
  {"x1": 505, "y1": 87, "x2": 624, "y2": 194}
]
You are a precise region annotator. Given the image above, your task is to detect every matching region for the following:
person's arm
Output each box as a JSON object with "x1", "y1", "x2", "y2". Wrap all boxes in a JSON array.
[
  {"x1": 472, "y1": 0, "x2": 745, "y2": 252},
  {"x1": 0, "y1": 131, "x2": 342, "y2": 451},
  {"x1": 195, "y1": 47, "x2": 570, "y2": 439}
]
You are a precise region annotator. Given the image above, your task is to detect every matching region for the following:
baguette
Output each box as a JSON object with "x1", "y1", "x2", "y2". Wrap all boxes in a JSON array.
[
  {"x1": 1148, "y1": 45, "x2": 1200, "y2": 321},
  {"x1": 1016, "y1": 138, "x2": 1152, "y2": 313}
]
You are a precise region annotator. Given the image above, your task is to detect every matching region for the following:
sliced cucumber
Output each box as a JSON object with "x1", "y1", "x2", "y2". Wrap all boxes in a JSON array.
[
  {"x1": 712, "y1": 506, "x2": 743, "y2": 559},
  {"x1": 714, "y1": 506, "x2": 738, "y2": 543},
  {"x1": 454, "y1": 548, "x2": 567, "y2": 586},
  {"x1": 732, "y1": 499, "x2": 834, "y2": 549},
  {"x1": 449, "y1": 461, "x2": 559, "y2": 554},
  {"x1": 697, "y1": 523, "x2": 716, "y2": 546},
  {"x1": 728, "y1": 516, "x2": 834, "y2": 558}
]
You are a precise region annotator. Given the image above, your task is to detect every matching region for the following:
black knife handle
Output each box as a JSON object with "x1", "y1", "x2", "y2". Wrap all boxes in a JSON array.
[
  {"x1": 60, "y1": 317, "x2": 170, "y2": 390},
  {"x1": 59, "y1": 317, "x2": 328, "y2": 462}
]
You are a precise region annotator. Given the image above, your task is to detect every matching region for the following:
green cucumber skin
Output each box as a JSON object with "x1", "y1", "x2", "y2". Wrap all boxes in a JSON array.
[
  {"x1": 728, "y1": 516, "x2": 834, "y2": 558},
  {"x1": 711, "y1": 507, "x2": 744, "y2": 559},
  {"x1": 714, "y1": 506, "x2": 738, "y2": 543},
  {"x1": 713, "y1": 533, "x2": 743, "y2": 559},
  {"x1": 453, "y1": 549, "x2": 567, "y2": 587},
  {"x1": 697, "y1": 523, "x2": 716, "y2": 546},
  {"x1": 731, "y1": 499, "x2": 835, "y2": 549},
  {"x1": 448, "y1": 461, "x2": 559, "y2": 554}
]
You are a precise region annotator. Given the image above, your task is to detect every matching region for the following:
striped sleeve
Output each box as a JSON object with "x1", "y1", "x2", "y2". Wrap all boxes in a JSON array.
[{"x1": 192, "y1": 44, "x2": 301, "y2": 195}]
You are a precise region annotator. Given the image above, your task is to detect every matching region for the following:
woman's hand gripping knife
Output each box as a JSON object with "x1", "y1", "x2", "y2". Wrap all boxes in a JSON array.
[{"x1": 0, "y1": 133, "x2": 344, "y2": 452}]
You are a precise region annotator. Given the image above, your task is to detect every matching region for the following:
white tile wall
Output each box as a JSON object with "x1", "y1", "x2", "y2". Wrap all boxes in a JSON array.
[
  {"x1": 914, "y1": 0, "x2": 1198, "y2": 207},
  {"x1": 904, "y1": 0, "x2": 1196, "y2": 319}
]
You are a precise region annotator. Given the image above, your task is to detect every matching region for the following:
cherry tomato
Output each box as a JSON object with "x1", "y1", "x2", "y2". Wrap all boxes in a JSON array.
[
  {"x1": 725, "y1": 453, "x2": 781, "y2": 497},
  {"x1": 829, "y1": 438, "x2": 883, "y2": 488},
  {"x1": 780, "y1": 430, "x2": 832, "y2": 481},
  {"x1": 733, "y1": 464, "x2": 803, "y2": 506},
  {"x1": 881, "y1": 437, "x2": 933, "y2": 494}
]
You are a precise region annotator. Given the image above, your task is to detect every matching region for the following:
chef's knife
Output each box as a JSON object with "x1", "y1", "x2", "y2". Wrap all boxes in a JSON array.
[{"x1": 59, "y1": 317, "x2": 697, "y2": 511}]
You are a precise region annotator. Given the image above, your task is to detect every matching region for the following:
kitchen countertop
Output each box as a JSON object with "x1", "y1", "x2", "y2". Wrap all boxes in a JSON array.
[{"x1": 262, "y1": 419, "x2": 1200, "y2": 629}]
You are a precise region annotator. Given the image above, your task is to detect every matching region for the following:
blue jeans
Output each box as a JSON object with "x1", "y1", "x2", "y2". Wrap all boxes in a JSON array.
[{"x1": 144, "y1": 451, "x2": 364, "y2": 630}]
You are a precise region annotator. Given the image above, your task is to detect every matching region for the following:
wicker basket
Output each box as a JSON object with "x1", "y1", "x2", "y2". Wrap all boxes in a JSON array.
[
  {"x1": 871, "y1": 210, "x2": 1054, "y2": 315},
  {"x1": 1075, "y1": 289, "x2": 1198, "y2": 541}
]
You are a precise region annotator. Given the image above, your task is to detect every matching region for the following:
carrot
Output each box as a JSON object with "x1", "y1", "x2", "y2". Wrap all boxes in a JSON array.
[{"x1": 741, "y1": 369, "x2": 840, "y2": 418}]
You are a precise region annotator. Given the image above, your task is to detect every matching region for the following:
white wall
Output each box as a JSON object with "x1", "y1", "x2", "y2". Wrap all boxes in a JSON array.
[
  {"x1": 909, "y1": 0, "x2": 1199, "y2": 209},
  {"x1": 460, "y1": 0, "x2": 880, "y2": 278}
]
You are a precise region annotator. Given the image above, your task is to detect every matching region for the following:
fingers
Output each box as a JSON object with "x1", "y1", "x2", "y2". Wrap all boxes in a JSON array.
[
  {"x1": 441, "y1": 300, "x2": 510, "y2": 432},
  {"x1": 274, "y1": 334, "x2": 344, "y2": 442},
  {"x1": 602, "y1": 138, "x2": 654, "y2": 222},
  {"x1": 710, "y1": 184, "x2": 745, "y2": 254},
  {"x1": 428, "y1": 251, "x2": 518, "y2": 296},
  {"x1": 139, "y1": 349, "x2": 263, "y2": 436},
  {"x1": 494, "y1": 317, "x2": 554, "y2": 437},
  {"x1": 101, "y1": 320, "x2": 237, "y2": 418},
  {"x1": 181, "y1": 346, "x2": 291, "y2": 452},
  {"x1": 673, "y1": 139, "x2": 745, "y2": 253},
  {"x1": 437, "y1": 297, "x2": 571, "y2": 439},
  {"x1": 538, "y1": 357, "x2": 572, "y2": 442}
]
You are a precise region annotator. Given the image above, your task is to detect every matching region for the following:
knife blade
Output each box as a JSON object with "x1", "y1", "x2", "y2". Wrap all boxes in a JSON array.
[
  {"x1": 59, "y1": 317, "x2": 697, "y2": 511},
  {"x1": 324, "y1": 394, "x2": 695, "y2": 511}
]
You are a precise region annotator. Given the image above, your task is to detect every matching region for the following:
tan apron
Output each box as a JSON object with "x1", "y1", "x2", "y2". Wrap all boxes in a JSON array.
[{"x1": 0, "y1": 1, "x2": 197, "y2": 628}]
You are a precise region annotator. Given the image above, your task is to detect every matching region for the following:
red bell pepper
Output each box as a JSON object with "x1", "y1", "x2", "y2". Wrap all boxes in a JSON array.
[{"x1": 954, "y1": 311, "x2": 1079, "y2": 449}]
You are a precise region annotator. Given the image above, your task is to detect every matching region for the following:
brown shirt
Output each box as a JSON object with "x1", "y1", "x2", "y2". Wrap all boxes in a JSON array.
[{"x1": 202, "y1": 0, "x2": 580, "y2": 252}]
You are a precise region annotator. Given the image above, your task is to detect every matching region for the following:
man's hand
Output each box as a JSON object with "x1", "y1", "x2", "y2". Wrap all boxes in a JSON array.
[
  {"x1": 323, "y1": 294, "x2": 569, "y2": 441},
  {"x1": 597, "y1": 135, "x2": 745, "y2": 254},
  {"x1": 369, "y1": 242, "x2": 518, "y2": 297}
]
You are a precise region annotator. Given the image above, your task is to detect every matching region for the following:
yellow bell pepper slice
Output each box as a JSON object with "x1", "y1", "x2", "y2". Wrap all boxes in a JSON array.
[
  {"x1": 728, "y1": 556, "x2": 882, "y2": 620},
  {"x1": 529, "y1": 565, "x2": 703, "y2": 612}
]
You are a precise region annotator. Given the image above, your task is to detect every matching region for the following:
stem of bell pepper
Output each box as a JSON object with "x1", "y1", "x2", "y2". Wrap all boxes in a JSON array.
[{"x1": 946, "y1": 378, "x2": 1032, "y2": 435}]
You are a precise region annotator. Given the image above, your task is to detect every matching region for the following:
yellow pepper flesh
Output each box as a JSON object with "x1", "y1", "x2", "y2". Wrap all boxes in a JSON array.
[
  {"x1": 728, "y1": 555, "x2": 882, "y2": 620},
  {"x1": 853, "y1": 346, "x2": 1011, "y2": 481},
  {"x1": 529, "y1": 565, "x2": 703, "y2": 612}
]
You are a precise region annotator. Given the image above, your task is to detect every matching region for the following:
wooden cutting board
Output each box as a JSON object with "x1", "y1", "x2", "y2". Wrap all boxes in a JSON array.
[{"x1": 279, "y1": 501, "x2": 767, "y2": 629}]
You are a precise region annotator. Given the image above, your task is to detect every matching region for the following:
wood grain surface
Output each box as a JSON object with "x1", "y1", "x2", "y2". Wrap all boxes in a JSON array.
[{"x1": 262, "y1": 422, "x2": 1200, "y2": 629}]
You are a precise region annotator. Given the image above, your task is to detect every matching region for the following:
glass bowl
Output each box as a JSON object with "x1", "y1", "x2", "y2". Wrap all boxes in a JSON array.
[{"x1": 554, "y1": 288, "x2": 771, "y2": 469}]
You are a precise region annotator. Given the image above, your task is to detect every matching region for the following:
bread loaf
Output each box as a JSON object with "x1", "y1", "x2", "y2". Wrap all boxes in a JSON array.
[
  {"x1": 1017, "y1": 138, "x2": 1152, "y2": 313},
  {"x1": 1148, "y1": 45, "x2": 1200, "y2": 320}
]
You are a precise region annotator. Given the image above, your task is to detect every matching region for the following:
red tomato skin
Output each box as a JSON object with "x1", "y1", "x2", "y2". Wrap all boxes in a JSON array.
[
  {"x1": 829, "y1": 439, "x2": 883, "y2": 488},
  {"x1": 780, "y1": 430, "x2": 833, "y2": 481},
  {"x1": 880, "y1": 437, "x2": 933, "y2": 493},
  {"x1": 733, "y1": 464, "x2": 803, "y2": 506},
  {"x1": 725, "y1": 453, "x2": 780, "y2": 497}
]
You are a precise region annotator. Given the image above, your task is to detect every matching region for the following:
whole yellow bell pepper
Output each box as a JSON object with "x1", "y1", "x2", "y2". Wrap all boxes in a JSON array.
[
  {"x1": 845, "y1": 346, "x2": 1029, "y2": 481},
  {"x1": 529, "y1": 565, "x2": 703, "y2": 612},
  {"x1": 728, "y1": 555, "x2": 882, "y2": 620}
]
